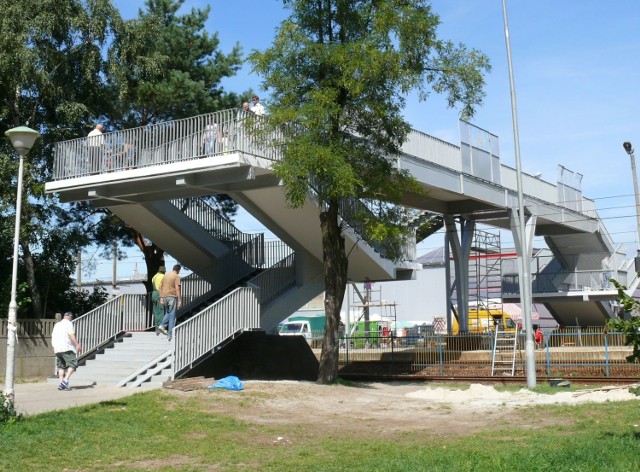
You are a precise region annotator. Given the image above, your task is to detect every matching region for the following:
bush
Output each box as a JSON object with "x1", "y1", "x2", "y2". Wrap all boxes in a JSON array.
[{"x1": 1, "y1": 390, "x2": 22, "y2": 426}]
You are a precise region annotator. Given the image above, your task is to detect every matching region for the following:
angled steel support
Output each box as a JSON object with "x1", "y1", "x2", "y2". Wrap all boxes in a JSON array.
[{"x1": 445, "y1": 215, "x2": 476, "y2": 333}]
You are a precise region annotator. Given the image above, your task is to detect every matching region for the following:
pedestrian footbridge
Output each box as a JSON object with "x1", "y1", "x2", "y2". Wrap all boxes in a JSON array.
[{"x1": 45, "y1": 109, "x2": 637, "y2": 383}]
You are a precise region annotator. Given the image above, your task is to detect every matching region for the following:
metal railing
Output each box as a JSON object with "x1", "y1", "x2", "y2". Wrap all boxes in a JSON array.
[
  {"x1": 503, "y1": 269, "x2": 623, "y2": 295},
  {"x1": 73, "y1": 294, "x2": 150, "y2": 360},
  {"x1": 52, "y1": 109, "x2": 283, "y2": 179},
  {"x1": 248, "y1": 253, "x2": 297, "y2": 306},
  {"x1": 0, "y1": 319, "x2": 57, "y2": 337},
  {"x1": 52, "y1": 108, "x2": 599, "y2": 221},
  {"x1": 173, "y1": 287, "x2": 260, "y2": 377},
  {"x1": 331, "y1": 328, "x2": 640, "y2": 378},
  {"x1": 171, "y1": 197, "x2": 256, "y2": 248},
  {"x1": 338, "y1": 196, "x2": 415, "y2": 261},
  {"x1": 174, "y1": 234, "x2": 265, "y2": 321},
  {"x1": 180, "y1": 273, "x2": 213, "y2": 314}
]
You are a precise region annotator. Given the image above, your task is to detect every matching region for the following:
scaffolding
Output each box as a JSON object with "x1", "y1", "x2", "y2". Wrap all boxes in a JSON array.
[
  {"x1": 349, "y1": 282, "x2": 398, "y2": 346},
  {"x1": 451, "y1": 228, "x2": 504, "y2": 329}
]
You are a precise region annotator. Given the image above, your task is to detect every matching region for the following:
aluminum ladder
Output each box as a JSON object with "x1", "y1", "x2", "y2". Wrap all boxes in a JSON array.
[{"x1": 491, "y1": 328, "x2": 519, "y2": 376}]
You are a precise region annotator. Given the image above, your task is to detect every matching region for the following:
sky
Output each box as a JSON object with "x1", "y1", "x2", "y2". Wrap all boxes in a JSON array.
[{"x1": 98, "y1": 0, "x2": 640, "y2": 281}]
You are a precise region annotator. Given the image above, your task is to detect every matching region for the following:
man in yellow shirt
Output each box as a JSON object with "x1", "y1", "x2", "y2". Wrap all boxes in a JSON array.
[{"x1": 152, "y1": 266, "x2": 166, "y2": 333}]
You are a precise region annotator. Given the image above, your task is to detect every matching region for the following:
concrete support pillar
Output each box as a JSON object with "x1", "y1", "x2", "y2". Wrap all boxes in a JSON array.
[{"x1": 445, "y1": 215, "x2": 475, "y2": 333}]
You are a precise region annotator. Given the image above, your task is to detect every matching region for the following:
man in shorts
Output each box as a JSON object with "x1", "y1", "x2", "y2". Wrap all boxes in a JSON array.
[{"x1": 51, "y1": 311, "x2": 82, "y2": 391}]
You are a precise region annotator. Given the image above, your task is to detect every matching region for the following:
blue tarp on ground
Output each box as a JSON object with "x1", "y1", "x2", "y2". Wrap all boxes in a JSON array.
[{"x1": 208, "y1": 376, "x2": 244, "y2": 391}]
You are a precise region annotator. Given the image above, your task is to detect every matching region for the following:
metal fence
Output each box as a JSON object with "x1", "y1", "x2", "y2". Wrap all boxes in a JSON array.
[
  {"x1": 52, "y1": 109, "x2": 280, "y2": 179},
  {"x1": 248, "y1": 252, "x2": 297, "y2": 306},
  {"x1": 73, "y1": 294, "x2": 150, "y2": 361},
  {"x1": 0, "y1": 319, "x2": 57, "y2": 337},
  {"x1": 171, "y1": 197, "x2": 257, "y2": 248},
  {"x1": 173, "y1": 287, "x2": 260, "y2": 377},
  {"x1": 294, "y1": 327, "x2": 640, "y2": 378}
]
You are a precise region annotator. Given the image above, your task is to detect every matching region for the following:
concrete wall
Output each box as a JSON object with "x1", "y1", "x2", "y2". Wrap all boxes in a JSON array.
[
  {"x1": 0, "y1": 320, "x2": 56, "y2": 378},
  {"x1": 345, "y1": 267, "x2": 447, "y2": 323},
  {"x1": 185, "y1": 331, "x2": 319, "y2": 381}
]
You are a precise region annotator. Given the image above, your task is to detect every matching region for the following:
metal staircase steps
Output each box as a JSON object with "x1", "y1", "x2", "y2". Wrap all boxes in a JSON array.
[{"x1": 72, "y1": 332, "x2": 172, "y2": 388}]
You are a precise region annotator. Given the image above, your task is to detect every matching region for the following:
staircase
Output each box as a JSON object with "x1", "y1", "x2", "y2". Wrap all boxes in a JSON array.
[{"x1": 73, "y1": 332, "x2": 172, "y2": 388}]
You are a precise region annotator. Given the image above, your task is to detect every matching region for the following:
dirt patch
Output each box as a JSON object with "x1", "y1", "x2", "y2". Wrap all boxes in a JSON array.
[{"x1": 162, "y1": 380, "x2": 636, "y2": 439}]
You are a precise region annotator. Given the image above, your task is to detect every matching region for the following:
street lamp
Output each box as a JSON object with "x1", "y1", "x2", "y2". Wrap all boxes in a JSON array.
[
  {"x1": 501, "y1": 0, "x2": 536, "y2": 387},
  {"x1": 4, "y1": 126, "x2": 40, "y2": 401},
  {"x1": 623, "y1": 142, "x2": 640, "y2": 248}
]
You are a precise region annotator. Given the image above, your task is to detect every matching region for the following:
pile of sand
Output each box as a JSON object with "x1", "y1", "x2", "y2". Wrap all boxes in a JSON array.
[{"x1": 406, "y1": 383, "x2": 639, "y2": 409}]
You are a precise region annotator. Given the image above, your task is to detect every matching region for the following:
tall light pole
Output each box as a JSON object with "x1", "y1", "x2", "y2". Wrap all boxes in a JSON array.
[
  {"x1": 501, "y1": 0, "x2": 536, "y2": 387},
  {"x1": 4, "y1": 126, "x2": 40, "y2": 401},
  {"x1": 623, "y1": 142, "x2": 640, "y2": 247}
]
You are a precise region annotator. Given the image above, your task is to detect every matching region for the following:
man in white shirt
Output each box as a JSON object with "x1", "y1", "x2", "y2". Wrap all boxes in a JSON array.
[
  {"x1": 51, "y1": 312, "x2": 82, "y2": 391},
  {"x1": 251, "y1": 95, "x2": 265, "y2": 116},
  {"x1": 87, "y1": 124, "x2": 105, "y2": 173}
]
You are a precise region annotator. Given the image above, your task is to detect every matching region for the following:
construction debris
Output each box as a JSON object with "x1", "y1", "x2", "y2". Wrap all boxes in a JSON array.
[{"x1": 163, "y1": 376, "x2": 214, "y2": 391}]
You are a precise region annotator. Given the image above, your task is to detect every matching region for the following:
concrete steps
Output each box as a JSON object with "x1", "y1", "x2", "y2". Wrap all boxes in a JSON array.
[{"x1": 72, "y1": 331, "x2": 173, "y2": 388}]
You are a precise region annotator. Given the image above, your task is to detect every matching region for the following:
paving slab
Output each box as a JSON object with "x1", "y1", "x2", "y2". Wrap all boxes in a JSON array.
[{"x1": 12, "y1": 381, "x2": 158, "y2": 416}]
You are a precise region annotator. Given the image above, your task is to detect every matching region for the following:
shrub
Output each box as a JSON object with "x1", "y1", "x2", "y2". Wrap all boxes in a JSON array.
[{"x1": 1, "y1": 390, "x2": 22, "y2": 426}]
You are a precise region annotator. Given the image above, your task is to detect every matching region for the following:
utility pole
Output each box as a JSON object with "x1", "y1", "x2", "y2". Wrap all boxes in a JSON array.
[
  {"x1": 501, "y1": 0, "x2": 536, "y2": 387},
  {"x1": 623, "y1": 142, "x2": 640, "y2": 247}
]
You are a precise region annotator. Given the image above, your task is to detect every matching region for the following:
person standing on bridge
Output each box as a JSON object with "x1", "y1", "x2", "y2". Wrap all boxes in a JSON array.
[
  {"x1": 201, "y1": 119, "x2": 220, "y2": 156},
  {"x1": 87, "y1": 123, "x2": 105, "y2": 173},
  {"x1": 159, "y1": 264, "x2": 182, "y2": 341},
  {"x1": 250, "y1": 95, "x2": 265, "y2": 116}
]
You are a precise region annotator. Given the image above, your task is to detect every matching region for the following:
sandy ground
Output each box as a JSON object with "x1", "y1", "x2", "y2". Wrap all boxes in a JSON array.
[{"x1": 171, "y1": 380, "x2": 640, "y2": 438}]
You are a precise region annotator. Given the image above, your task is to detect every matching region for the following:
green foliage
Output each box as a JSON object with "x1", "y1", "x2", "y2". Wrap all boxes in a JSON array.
[
  {"x1": 0, "y1": 392, "x2": 22, "y2": 426},
  {"x1": 249, "y1": 0, "x2": 489, "y2": 256},
  {"x1": 607, "y1": 279, "x2": 640, "y2": 363},
  {"x1": 88, "y1": 0, "x2": 244, "y2": 287},
  {"x1": 0, "y1": 0, "x2": 246, "y2": 318},
  {"x1": 108, "y1": 0, "x2": 245, "y2": 127},
  {"x1": 0, "y1": 0, "x2": 121, "y2": 318},
  {"x1": 249, "y1": 0, "x2": 489, "y2": 381}
]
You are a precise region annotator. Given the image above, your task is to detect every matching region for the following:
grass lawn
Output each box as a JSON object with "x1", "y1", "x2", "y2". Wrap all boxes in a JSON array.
[{"x1": 1, "y1": 387, "x2": 640, "y2": 471}]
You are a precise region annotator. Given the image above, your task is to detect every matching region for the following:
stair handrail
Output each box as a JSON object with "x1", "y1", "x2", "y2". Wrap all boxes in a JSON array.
[
  {"x1": 115, "y1": 348, "x2": 172, "y2": 388},
  {"x1": 73, "y1": 294, "x2": 150, "y2": 360},
  {"x1": 337, "y1": 195, "x2": 415, "y2": 261},
  {"x1": 174, "y1": 233, "x2": 265, "y2": 321},
  {"x1": 206, "y1": 233, "x2": 265, "y2": 293},
  {"x1": 247, "y1": 252, "x2": 297, "y2": 306},
  {"x1": 180, "y1": 272, "x2": 213, "y2": 314},
  {"x1": 305, "y1": 175, "x2": 413, "y2": 261},
  {"x1": 173, "y1": 287, "x2": 260, "y2": 377},
  {"x1": 170, "y1": 197, "x2": 255, "y2": 248}
]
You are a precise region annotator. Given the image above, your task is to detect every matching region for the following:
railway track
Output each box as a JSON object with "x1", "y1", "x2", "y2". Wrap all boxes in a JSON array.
[{"x1": 338, "y1": 373, "x2": 639, "y2": 385}]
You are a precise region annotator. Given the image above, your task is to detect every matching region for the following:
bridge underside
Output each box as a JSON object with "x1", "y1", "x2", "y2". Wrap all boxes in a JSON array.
[{"x1": 47, "y1": 129, "x2": 625, "y2": 328}]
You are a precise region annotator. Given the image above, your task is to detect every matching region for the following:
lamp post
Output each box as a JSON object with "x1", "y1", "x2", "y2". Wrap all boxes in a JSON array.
[
  {"x1": 4, "y1": 126, "x2": 40, "y2": 401},
  {"x1": 501, "y1": 0, "x2": 536, "y2": 387},
  {"x1": 623, "y1": 142, "x2": 640, "y2": 247}
]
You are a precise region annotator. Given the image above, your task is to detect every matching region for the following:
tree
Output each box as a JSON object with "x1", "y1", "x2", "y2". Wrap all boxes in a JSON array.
[
  {"x1": 250, "y1": 0, "x2": 490, "y2": 382},
  {"x1": 0, "y1": 0, "x2": 121, "y2": 318},
  {"x1": 607, "y1": 279, "x2": 640, "y2": 363},
  {"x1": 82, "y1": 0, "x2": 247, "y2": 291}
]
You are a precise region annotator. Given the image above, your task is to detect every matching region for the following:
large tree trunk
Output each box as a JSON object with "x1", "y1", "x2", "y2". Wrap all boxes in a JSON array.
[
  {"x1": 131, "y1": 229, "x2": 165, "y2": 294},
  {"x1": 22, "y1": 242, "x2": 43, "y2": 318},
  {"x1": 318, "y1": 201, "x2": 348, "y2": 383}
]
